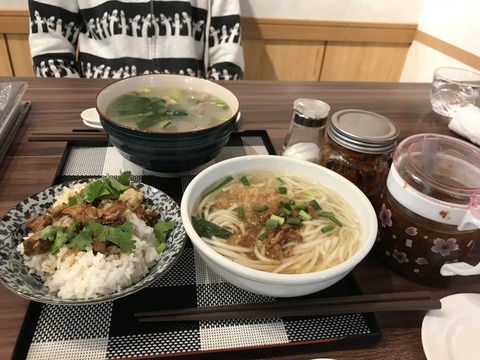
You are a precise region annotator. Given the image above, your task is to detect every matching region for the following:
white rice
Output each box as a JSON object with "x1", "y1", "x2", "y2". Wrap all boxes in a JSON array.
[{"x1": 17, "y1": 186, "x2": 162, "y2": 300}]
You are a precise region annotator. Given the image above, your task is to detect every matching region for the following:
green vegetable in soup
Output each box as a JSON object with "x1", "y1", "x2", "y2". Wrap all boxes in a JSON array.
[{"x1": 105, "y1": 87, "x2": 232, "y2": 132}]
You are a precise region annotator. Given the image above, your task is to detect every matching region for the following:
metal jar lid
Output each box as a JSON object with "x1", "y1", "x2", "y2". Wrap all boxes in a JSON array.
[
  {"x1": 327, "y1": 109, "x2": 400, "y2": 154},
  {"x1": 292, "y1": 98, "x2": 330, "y2": 127}
]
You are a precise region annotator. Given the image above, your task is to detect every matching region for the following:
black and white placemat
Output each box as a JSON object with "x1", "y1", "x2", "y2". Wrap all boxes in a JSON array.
[{"x1": 12, "y1": 131, "x2": 381, "y2": 360}]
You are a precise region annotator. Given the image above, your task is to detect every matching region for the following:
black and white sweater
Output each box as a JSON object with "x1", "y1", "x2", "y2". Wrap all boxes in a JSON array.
[{"x1": 28, "y1": 0, "x2": 244, "y2": 80}]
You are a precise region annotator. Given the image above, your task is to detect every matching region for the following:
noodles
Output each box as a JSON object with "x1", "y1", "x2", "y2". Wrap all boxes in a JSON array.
[{"x1": 192, "y1": 171, "x2": 361, "y2": 274}]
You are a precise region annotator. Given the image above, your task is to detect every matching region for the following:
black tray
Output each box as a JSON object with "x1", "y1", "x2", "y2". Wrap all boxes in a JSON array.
[{"x1": 12, "y1": 130, "x2": 382, "y2": 360}]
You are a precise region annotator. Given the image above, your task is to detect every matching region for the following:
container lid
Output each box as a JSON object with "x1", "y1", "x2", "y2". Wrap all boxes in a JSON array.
[
  {"x1": 328, "y1": 109, "x2": 399, "y2": 154},
  {"x1": 293, "y1": 98, "x2": 330, "y2": 127}
]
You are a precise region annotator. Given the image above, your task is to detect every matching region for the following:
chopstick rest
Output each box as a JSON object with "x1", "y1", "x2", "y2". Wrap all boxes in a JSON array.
[{"x1": 135, "y1": 291, "x2": 441, "y2": 322}]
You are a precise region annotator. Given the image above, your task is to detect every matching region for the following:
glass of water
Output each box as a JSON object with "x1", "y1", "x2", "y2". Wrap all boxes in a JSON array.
[{"x1": 430, "y1": 67, "x2": 480, "y2": 118}]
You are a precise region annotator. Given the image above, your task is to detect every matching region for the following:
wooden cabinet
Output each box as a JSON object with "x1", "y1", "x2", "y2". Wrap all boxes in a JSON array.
[{"x1": 0, "y1": 10, "x2": 416, "y2": 81}]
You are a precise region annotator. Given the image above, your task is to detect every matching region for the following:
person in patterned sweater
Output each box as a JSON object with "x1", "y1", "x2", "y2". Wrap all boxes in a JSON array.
[{"x1": 28, "y1": 0, "x2": 244, "y2": 80}]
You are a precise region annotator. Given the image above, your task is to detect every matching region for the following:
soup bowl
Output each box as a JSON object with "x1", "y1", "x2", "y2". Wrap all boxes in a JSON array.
[
  {"x1": 181, "y1": 155, "x2": 378, "y2": 297},
  {"x1": 96, "y1": 74, "x2": 239, "y2": 175}
]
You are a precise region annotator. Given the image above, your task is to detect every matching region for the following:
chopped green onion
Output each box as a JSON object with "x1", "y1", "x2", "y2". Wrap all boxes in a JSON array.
[
  {"x1": 258, "y1": 233, "x2": 267, "y2": 241},
  {"x1": 298, "y1": 209, "x2": 312, "y2": 220},
  {"x1": 253, "y1": 205, "x2": 268, "y2": 212},
  {"x1": 159, "y1": 119, "x2": 172, "y2": 128},
  {"x1": 286, "y1": 218, "x2": 301, "y2": 226},
  {"x1": 278, "y1": 186, "x2": 288, "y2": 194},
  {"x1": 281, "y1": 206, "x2": 291, "y2": 216},
  {"x1": 240, "y1": 175, "x2": 251, "y2": 186},
  {"x1": 330, "y1": 215, "x2": 343, "y2": 227},
  {"x1": 237, "y1": 207, "x2": 245, "y2": 219},
  {"x1": 321, "y1": 224, "x2": 335, "y2": 233},
  {"x1": 294, "y1": 201, "x2": 306, "y2": 211},
  {"x1": 276, "y1": 177, "x2": 285, "y2": 184},
  {"x1": 264, "y1": 218, "x2": 279, "y2": 228},
  {"x1": 203, "y1": 176, "x2": 234, "y2": 196},
  {"x1": 319, "y1": 211, "x2": 334, "y2": 218},
  {"x1": 318, "y1": 211, "x2": 343, "y2": 227},
  {"x1": 281, "y1": 201, "x2": 293, "y2": 211},
  {"x1": 310, "y1": 199, "x2": 322, "y2": 211},
  {"x1": 305, "y1": 190, "x2": 316, "y2": 197},
  {"x1": 270, "y1": 214, "x2": 285, "y2": 225}
]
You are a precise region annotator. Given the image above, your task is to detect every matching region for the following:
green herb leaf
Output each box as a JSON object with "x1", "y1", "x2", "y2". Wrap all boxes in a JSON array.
[
  {"x1": 153, "y1": 221, "x2": 176, "y2": 253},
  {"x1": 191, "y1": 216, "x2": 232, "y2": 239},
  {"x1": 68, "y1": 171, "x2": 132, "y2": 205},
  {"x1": 68, "y1": 230, "x2": 93, "y2": 251}
]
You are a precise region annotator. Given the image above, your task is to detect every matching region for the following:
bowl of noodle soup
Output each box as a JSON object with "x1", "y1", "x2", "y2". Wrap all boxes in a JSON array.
[{"x1": 181, "y1": 155, "x2": 377, "y2": 297}]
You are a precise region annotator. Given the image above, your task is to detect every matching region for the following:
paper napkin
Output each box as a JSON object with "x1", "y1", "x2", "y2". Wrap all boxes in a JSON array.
[{"x1": 448, "y1": 105, "x2": 480, "y2": 146}]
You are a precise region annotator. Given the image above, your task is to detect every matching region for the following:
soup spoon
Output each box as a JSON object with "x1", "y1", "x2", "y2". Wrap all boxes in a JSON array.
[{"x1": 81, "y1": 108, "x2": 103, "y2": 129}]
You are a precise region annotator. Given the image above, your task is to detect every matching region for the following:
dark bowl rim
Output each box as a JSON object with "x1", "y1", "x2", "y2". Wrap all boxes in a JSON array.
[{"x1": 95, "y1": 74, "x2": 240, "y2": 136}]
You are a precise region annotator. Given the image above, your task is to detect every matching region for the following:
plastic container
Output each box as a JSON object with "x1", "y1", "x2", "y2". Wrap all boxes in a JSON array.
[
  {"x1": 318, "y1": 109, "x2": 399, "y2": 210},
  {"x1": 375, "y1": 133, "x2": 480, "y2": 283},
  {"x1": 282, "y1": 98, "x2": 330, "y2": 163}
]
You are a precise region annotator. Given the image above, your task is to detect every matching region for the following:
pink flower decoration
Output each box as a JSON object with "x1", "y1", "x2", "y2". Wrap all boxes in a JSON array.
[
  {"x1": 393, "y1": 249, "x2": 409, "y2": 264},
  {"x1": 431, "y1": 237, "x2": 460, "y2": 256},
  {"x1": 415, "y1": 257, "x2": 429, "y2": 265},
  {"x1": 379, "y1": 204, "x2": 392, "y2": 228},
  {"x1": 405, "y1": 227, "x2": 417, "y2": 236}
]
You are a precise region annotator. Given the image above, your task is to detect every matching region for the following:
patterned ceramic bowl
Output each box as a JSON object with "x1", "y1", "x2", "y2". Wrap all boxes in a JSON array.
[{"x1": 0, "y1": 180, "x2": 186, "y2": 305}]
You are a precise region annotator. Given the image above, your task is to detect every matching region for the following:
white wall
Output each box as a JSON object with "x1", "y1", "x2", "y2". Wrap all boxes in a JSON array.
[
  {"x1": 1, "y1": 0, "x2": 423, "y2": 23},
  {"x1": 240, "y1": 0, "x2": 423, "y2": 23},
  {"x1": 400, "y1": 0, "x2": 480, "y2": 82}
]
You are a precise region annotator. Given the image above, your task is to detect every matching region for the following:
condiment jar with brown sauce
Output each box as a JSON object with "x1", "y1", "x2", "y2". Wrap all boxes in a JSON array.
[
  {"x1": 375, "y1": 133, "x2": 480, "y2": 284},
  {"x1": 318, "y1": 109, "x2": 399, "y2": 211}
]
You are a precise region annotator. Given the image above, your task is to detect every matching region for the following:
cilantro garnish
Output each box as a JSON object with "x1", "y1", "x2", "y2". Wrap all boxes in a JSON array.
[
  {"x1": 39, "y1": 220, "x2": 135, "y2": 255},
  {"x1": 153, "y1": 221, "x2": 176, "y2": 253},
  {"x1": 68, "y1": 171, "x2": 132, "y2": 205}
]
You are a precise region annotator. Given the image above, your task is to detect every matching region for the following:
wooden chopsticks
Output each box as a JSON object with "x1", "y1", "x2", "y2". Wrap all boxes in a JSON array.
[
  {"x1": 28, "y1": 129, "x2": 108, "y2": 142},
  {"x1": 135, "y1": 291, "x2": 441, "y2": 323}
]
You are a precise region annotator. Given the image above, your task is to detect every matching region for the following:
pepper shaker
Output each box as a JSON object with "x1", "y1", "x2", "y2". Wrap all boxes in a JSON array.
[{"x1": 282, "y1": 98, "x2": 330, "y2": 163}]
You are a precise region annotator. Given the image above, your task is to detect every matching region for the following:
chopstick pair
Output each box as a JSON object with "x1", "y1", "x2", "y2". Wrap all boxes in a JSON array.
[
  {"x1": 134, "y1": 291, "x2": 441, "y2": 323},
  {"x1": 28, "y1": 129, "x2": 108, "y2": 142}
]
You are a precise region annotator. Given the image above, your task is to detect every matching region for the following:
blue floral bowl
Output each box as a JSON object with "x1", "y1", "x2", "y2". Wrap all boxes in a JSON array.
[{"x1": 0, "y1": 180, "x2": 186, "y2": 305}]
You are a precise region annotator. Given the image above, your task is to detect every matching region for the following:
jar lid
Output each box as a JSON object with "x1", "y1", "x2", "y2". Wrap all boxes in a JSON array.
[
  {"x1": 328, "y1": 109, "x2": 399, "y2": 154},
  {"x1": 387, "y1": 165, "x2": 479, "y2": 230},
  {"x1": 293, "y1": 98, "x2": 330, "y2": 127}
]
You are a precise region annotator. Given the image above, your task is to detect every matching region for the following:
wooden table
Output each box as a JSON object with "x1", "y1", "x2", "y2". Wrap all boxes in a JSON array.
[{"x1": 1, "y1": 77, "x2": 479, "y2": 360}]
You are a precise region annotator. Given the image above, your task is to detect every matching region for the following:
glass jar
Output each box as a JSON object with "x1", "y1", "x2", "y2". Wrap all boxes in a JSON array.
[
  {"x1": 376, "y1": 133, "x2": 480, "y2": 284},
  {"x1": 282, "y1": 98, "x2": 330, "y2": 163},
  {"x1": 318, "y1": 109, "x2": 399, "y2": 210}
]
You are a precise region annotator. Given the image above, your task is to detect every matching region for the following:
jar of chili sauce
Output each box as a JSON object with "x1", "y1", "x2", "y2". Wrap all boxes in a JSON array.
[{"x1": 318, "y1": 109, "x2": 399, "y2": 211}]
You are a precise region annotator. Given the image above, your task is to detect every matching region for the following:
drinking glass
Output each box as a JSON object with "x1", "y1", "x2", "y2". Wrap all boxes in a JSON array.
[{"x1": 430, "y1": 67, "x2": 480, "y2": 118}]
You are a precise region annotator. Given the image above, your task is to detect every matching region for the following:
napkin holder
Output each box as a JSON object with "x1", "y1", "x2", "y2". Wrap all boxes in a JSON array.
[{"x1": 0, "y1": 82, "x2": 30, "y2": 163}]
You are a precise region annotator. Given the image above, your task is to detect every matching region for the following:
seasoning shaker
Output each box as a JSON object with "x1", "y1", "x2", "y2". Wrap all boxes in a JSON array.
[
  {"x1": 282, "y1": 98, "x2": 330, "y2": 163},
  {"x1": 318, "y1": 109, "x2": 399, "y2": 210}
]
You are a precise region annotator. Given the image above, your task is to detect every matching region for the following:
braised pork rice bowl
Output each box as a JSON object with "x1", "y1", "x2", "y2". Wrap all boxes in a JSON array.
[{"x1": 0, "y1": 172, "x2": 186, "y2": 304}]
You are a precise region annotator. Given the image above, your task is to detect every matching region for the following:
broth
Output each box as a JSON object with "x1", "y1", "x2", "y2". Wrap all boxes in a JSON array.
[{"x1": 106, "y1": 87, "x2": 232, "y2": 132}]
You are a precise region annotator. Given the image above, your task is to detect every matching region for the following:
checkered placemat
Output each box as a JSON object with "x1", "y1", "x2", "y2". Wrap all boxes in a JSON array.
[{"x1": 12, "y1": 131, "x2": 381, "y2": 360}]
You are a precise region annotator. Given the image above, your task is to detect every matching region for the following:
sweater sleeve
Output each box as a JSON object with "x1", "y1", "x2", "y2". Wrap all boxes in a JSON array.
[
  {"x1": 207, "y1": 0, "x2": 244, "y2": 80},
  {"x1": 28, "y1": 0, "x2": 82, "y2": 78}
]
